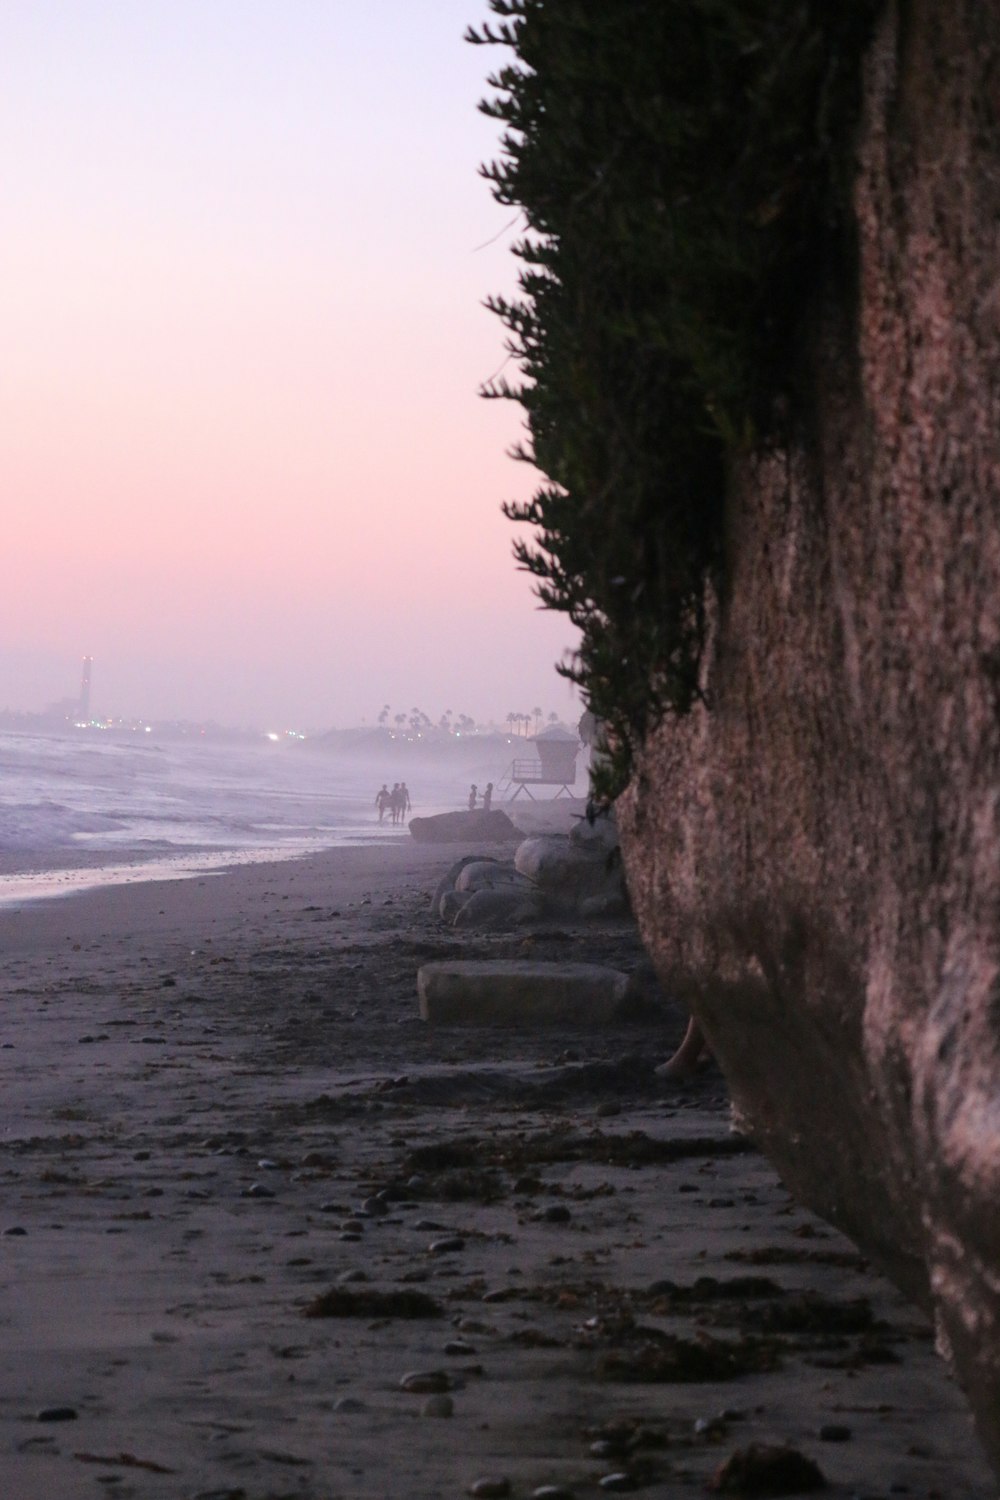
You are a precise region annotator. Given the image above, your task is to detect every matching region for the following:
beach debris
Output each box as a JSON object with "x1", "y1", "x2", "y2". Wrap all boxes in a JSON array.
[
  {"x1": 417, "y1": 960, "x2": 632, "y2": 1027},
  {"x1": 708, "y1": 1442, "x2": 826, "y2": 1493},
  {"x1": 302, "y1": 1287, "x2": 443, "y2": 1319}
]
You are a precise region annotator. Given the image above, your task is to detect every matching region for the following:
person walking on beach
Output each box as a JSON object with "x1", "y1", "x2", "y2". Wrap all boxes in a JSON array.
[
  {"x1": 482, "y1": 782, "x2": 493, "y2": 813},
  {"x1": 389, "y1": 783, "x2": 402, "y2": 824},
  {"x1": 468, "y1": 784, "x2": 478, "y2": 811},
  {"x1": 399, "y1": 782, "x2": 411, "y2": 820},
  {"x1": 375, "y1": 784, "x2": 390, "y2": 823}
]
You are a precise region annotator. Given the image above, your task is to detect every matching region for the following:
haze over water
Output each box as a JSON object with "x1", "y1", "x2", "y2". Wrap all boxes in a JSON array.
[{"x1": 2, "y1": 2, "x2": 577, "y2": 731}]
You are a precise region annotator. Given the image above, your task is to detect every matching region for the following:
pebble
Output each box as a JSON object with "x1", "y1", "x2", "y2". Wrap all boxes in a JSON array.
[
  {"x1": 243, "y1": 1183, "x2": 276, "y2": 1199},
  {"x1": 400, "y1": 1370, "x2": 450, "y2": 1394},
  {"x1": 469, "y1": 1480, "x2": 511, "y2": 1498},
  {"x1": 139, "y1": 1035, "x2": 167, "y2": 1045},
  {"x1": 444, "y1": 1338, "x2": 477, "y2": 1356},
  {"x1": 589, "y1": 1440, "x2": 625, "y2": 1459},
  {"x1": 361, "y1": 1197, "x2": 388, "y2": 1217},
  {"x1": 334, "y1": 1396, "x2": 366, "y2": 1413},
  {"x1": 338, "y1": 1268, "x2": 367, "y2": 1284},
  {"x1": 3, "y1": 1226, "x2": 27, "y2": 1237},
  {"x1": 532, "y1": 1488, "x2": 576, "y2": 1500},
  {"x1": 257, "y1": 1158, "x2": 280, "y2": 1170},
  {"x1": 422, "y1": 1394, "x2": 454, "y2": 1418},
  {"x1": 37, "y1": 1406, "x2": 78, "y2": 1422},
  {"x1": 541, "y1": 1204, "x2": 571, "y2": 1224},
  {"x1": 820, "y1": 1424, "x2": 853, "y2": 1442},
  {"x1": 595, "y1": 1101, "x2": 621, "y2": 1118},
  {"x1": 341, "y1": 1219, "x2": 365, "y2": 1234},
  {"x1": 599, "y1": 1477, "x2": 637, "y2": 1493},
  {"x1": 429, "y1": 1236, "x2": 466, "y2": 1255}
]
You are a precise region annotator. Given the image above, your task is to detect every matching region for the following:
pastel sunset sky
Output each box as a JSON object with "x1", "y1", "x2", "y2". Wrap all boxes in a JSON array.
[{"x1": 2, "y1": 1, "x2": 577, "y2": 729}]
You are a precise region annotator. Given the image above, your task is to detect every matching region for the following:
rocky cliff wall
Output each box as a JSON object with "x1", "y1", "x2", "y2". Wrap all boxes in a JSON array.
[{"x1": 618, "y1": 0, "x2": 1000, "y2": 1468}]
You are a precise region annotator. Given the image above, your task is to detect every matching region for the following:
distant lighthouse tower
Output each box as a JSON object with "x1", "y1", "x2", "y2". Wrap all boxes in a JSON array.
[{"x1": 79, "y1": 656, "x2": 93, "y2": 723}]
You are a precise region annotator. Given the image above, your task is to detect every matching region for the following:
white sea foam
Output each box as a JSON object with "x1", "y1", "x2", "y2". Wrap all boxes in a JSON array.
[{"x1": 0, "y1": 728, "x2": 456, "y2": 905}]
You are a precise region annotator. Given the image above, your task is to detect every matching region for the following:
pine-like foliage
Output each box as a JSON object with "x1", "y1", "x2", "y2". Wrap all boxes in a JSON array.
[{"x1": 471, "y1": 0, "x2": 880, "y2": 791}]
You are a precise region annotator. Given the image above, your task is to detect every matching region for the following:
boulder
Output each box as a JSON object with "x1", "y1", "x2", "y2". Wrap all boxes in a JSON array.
[
  {"x1": 515, "y1": 834, "x2": 626, "y2": 910},
  {"x1": 417, "y1": 960, "x2": 632, "y2": 1026},
  {"x1": 569, "y1": 811, "x2": 620, "y2": 855},
  {"x1": 431, "y1": 856, "x2": 494, "y2": 915},
  {"x1": 410, "y1": 810, "x2": 520, "y2": 844},
  {"x1": 438, "y1": 888, "x2": 474, "y2": 924},
  {"x1": 454, "y1": 860, "x2": 523, "y2": 893},
  {"x1": 451, "y1": 888, "x2": 544, "y2": 931}
]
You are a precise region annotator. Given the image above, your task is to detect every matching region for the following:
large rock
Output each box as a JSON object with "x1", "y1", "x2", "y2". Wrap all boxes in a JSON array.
[
  {"x1": 451, "y1": 887, "x2": 544, "y2": 931},
  {"x1": 515, "y1": 834, "x2": 626, "y2": 911},
  {"x1": 417, "y1": 960, "x2": 632, "y2": 1026},
  {"x1": 409, "y1": 810, "x2": 520, "y2": 844},
  {"x1": 618, "y1": 5, "x2": 1000, "y2": 1470}
]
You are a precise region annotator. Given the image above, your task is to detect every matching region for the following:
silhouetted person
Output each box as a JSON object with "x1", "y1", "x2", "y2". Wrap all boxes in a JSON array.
[
  {"x1": 468, "y1": 784, "x2": 478, "y2": 811},
  {"x1": 482, "y1": 782, "x2": 493, "y2": 813},
  {"x1": 399, "y1": 782, "x2": 411, "y2": 818},
  {"x1": 390, "y1": 783, "x2": 402, "y2": 824},
  {"x1": 375, "y1": 784, "x2": 390, "y2": 823}
]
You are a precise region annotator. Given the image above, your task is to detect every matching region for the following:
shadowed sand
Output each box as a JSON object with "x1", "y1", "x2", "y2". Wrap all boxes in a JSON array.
[{"x1": 0, "y1": 842, "x2": 991, "y2": 1498}]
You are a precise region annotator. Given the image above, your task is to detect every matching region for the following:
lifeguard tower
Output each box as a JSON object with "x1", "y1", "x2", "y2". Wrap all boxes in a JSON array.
[{"x1": 499, "y1": 724, "x2": 579, "y2": 800}]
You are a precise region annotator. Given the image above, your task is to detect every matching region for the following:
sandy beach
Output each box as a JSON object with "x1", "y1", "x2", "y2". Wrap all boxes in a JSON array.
[{"x1": 0, "y1": 839, "x2": 992, "y2": 1500}]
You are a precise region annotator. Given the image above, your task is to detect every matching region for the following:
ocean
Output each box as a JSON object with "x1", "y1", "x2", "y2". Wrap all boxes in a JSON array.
[{"x1": 0, "y1": 727, "x2": 460, "y2": 906}]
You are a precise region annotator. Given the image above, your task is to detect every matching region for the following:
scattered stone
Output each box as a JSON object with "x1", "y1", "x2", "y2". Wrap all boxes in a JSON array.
[
  {"x1": 531, "y1": 1487, "x2": 576, "y2": 1500},
  {"x1": 418, "y1": 960, "x2": 632, "y2": 1027},
  {"x1": 243, "y1": 1183, "x2": 276, "y2": 1199},
  {"x1": 337, "y1": 1269, "x2": 368, "y2": 1284},
  {"x1": 596, "y1": 1100, "x2": 621, "y2": 1118},
  {"x1": 541, "y1": 1204, "x2": 571, "y2": 1224},
  {"x1": 469, "y1": 1480, "x2": 511, "y2": 1499},
  {"x1": 4, "y1": 1226, "x2": 27, "y2": 1237},
  {"x1": 429, "y1": 1236, "x2": 466, "y2": 1255},
  {"x1": 599, "y1": 1476, "x2": 637, "y2": 1493},
  {"x1": 400, "y1": 1370, "x2": 451, "y2": 1393},
  {"x1": 422, "y1": 1394, "x2": 454, "y2": 1418},
  {"x1": 445, "y1": 1338, "x2": 477, "y2": 1356},
  {"x1": 36, "y1": 1406, "x2": 78, "y2": 1422},
  {"x1": 333, "y1": 1396, "x2": 366, "y2": 1413}
]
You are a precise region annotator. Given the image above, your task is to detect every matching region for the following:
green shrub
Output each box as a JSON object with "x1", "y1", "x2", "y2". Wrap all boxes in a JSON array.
[{"x1": 471, "y1": 0, "x2": 881, "y2": 793}]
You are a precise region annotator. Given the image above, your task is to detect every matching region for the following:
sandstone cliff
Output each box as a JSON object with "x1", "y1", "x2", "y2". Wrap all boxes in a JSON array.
[{"x1": 619, "y1": 0, "x2": 1000, "y2": 1466}]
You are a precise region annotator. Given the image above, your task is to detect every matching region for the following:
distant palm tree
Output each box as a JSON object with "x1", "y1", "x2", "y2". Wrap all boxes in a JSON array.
[
  {"x1": 378, "y1": 704, "x2": 390, "y2": 727},
  {"x1": 394, "y1": 713, "x2": 406, "y2": 732},
  {"x1": 533, "y1": 706, "x2": 542, "y2": 733}
]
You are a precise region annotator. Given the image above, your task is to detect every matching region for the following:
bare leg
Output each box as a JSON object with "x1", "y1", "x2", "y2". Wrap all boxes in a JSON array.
[{"x1": 655, "y1": 1017, "x2": 710, "y2": 1080}]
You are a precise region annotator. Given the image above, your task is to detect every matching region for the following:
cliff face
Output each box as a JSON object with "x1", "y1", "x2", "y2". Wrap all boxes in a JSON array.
[{"x1": 618, "y1": 0, "x2": 1000, "y2": 1468}]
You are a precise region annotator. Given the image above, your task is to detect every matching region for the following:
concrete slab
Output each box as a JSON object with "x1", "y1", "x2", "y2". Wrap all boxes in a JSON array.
[{"x1": 417, "y1": 959, "x2": 632, "y2": 1026}]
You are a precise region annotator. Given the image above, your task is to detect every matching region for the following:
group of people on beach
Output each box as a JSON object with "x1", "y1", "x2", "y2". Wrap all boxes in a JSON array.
[
  {"x1": 374, "y1": 782, "x2": 411, "y2": 825},
  {"x1": 468, "y1": 782, "x2": 493, "y2": 812}
]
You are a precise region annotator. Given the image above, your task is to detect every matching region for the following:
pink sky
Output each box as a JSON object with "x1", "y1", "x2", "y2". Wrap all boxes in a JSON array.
[{"x1": 1, "y1": 1, "x2": 578, "y2": 730}]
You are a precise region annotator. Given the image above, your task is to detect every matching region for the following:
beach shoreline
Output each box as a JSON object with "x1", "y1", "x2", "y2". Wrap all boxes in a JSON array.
[{"x1": 0, "y1": 840, "x2": 991, "y2": 1498}]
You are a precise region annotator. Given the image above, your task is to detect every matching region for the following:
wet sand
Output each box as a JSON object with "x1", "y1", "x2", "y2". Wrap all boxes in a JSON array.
[{"x1": 0, "y1": 841, "x2": 992, "y2": 1499}]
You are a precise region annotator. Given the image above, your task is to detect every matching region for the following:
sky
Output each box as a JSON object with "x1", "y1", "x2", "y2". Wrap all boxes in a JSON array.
[{"x1": 1, "y1": 0, "x2": 578, "y2": 731}]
